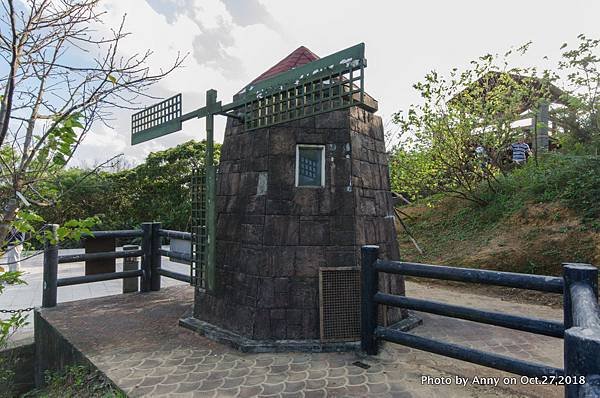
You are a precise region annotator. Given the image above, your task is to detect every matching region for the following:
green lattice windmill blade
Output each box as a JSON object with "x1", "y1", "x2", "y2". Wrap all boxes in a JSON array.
[
  {"x1": 130, "y1": 42, "x2": 367, "y2": 145},
  {"x1": 130, "y1": 42, "x2": 368, "y2": 292}
]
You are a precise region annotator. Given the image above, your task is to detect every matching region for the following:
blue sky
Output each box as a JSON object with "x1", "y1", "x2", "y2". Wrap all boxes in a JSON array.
[{"x1": 72, "y1": 0, "x2": 600, "y2": 166}]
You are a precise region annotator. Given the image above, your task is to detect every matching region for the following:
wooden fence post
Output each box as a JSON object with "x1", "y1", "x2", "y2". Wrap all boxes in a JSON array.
[
  {"x1": 563, "y1": 263, "x2": 598, "y2": 329},
  {"x1": 140, "y1": 223, "x2": 152, "y2": 292},
  {"x1": 361, "y1": 245, "x2": 380, "y2": 355},
  {"x1": 41, "y1": 224, "x2": 59, "y2": 308},
  {"x1": 150, "y1": 222, "x2": 162, "y2": 291},
  {"x1": 563, "y1": 263, "x2": 599, "y2": 398},
  {"x1": 122, "y1": 245, "x2": 140, "y2": 293}
]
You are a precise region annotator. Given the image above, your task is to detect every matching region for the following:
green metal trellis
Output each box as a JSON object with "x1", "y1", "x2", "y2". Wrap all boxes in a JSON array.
[
  {"x1": 191, "y1": 167, "x2": 206, "y2": 289},
  {"x1": 130, "y1": 43, "x2": 368, "y2": 292}
]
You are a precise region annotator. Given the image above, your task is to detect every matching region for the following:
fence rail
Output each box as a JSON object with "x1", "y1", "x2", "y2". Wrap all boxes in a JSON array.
[
  {"x1": 57, "y1": 270, "x2": 144, "y2": 287},
  {"x1": 158, "y1": 248, "x2": 191, "y2": 264},
  {"x1": 361, "y1": 245, "x2": 600, "y2": 398},
  {"x1": 374, "y1": 326, "x2": 564, "y2": 378},
  {"x1": 158, "y1": 229, "x2": 192, "y2": 241},
  {"x1": 42, "y1": 222, "x2": 193, "y2": 308},
  {"x1": 375, "y1": 260, "x2": 564, "y2": 293},
  {"x1": 85, "y1": 229, "x2": 143, "y2": 239},
  {"x1": 58, "y1": 249, "x2": 144, "y2": 264},
  {"x1": 373, "y1": 292, "x2": 564, "y2": 338},
  {"x1": 158, "y1": 268, "x2": 191, "y2": 284}
]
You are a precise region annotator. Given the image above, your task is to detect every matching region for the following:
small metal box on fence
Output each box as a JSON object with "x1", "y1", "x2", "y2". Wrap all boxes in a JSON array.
[{"x1": 122, "y1": 245, "x2": 140, "y2": 293}]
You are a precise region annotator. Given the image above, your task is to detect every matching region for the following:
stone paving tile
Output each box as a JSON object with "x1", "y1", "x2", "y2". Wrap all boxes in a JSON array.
[{"x1": 38, "y1": 283, "x2": 566, "y2": 398}]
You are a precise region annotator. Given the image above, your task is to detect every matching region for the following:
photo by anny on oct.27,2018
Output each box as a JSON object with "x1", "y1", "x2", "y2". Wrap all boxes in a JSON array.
[{"x1": 1, "y1": 1, "x2": 599, "y2": 397}]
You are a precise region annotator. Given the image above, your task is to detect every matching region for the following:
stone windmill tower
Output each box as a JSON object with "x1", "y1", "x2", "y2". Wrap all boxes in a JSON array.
[{"x1": 181, "y1": 45, "x2": 407, "y2": 351}]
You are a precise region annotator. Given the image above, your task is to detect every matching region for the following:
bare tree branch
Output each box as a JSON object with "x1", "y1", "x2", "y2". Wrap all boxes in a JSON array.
[{"x1": 0, "y1": 0, "x2": 185, "y2": 241}]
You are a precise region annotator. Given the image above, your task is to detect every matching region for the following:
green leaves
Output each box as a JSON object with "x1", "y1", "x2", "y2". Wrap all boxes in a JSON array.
[
  {"x1": 557, "y1": 34, "x2": 600, "y2": 151},
  {"x1": 38, "y1": 112, "x2": 84, "y2": 167},
  {"x1": 390, "y1": 45, "x2": 557, "y2": 204},
  {"x1": 13, "y1": 210, "x2": 45, "y2": 238},
  {"x1": 35, "y1": 140, "x2": 220, "y2": 233},
  {"x1": 50, "y1": 216, "x2": 99, "y2": 244},
  {"x1": 0, "y1": 271, "x2": 27, "y2": 351},
  {"x1": 0, "y1": 271, "x2": 26, "y2": 295},
  {"x1": 10, "y1": 209, "x2": 98, "y2": 245}
]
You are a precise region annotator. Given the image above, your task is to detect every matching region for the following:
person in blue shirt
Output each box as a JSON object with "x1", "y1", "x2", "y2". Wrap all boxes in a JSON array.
[{"x1": 511, "y1": 139, "x2": 532, "y2": 164}]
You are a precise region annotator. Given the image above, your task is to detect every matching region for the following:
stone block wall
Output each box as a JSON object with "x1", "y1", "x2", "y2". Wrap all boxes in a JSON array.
[{"x1": 194, "y1": 106, "x2": 404, "y2": 341}]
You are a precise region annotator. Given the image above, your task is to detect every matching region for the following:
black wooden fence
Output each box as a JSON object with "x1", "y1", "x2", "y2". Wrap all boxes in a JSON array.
[
  {"x1": 42, "y1": 222, "x2": 192, "y2": 308},
  {"x1": 360, "y1": 245, "x2": 600, "y2": 398}
]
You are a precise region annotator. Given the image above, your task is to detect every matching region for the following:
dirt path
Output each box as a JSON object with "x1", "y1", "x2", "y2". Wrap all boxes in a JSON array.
[{"x1": 405, "y1": 277, "x2": 564, "y2": 308}]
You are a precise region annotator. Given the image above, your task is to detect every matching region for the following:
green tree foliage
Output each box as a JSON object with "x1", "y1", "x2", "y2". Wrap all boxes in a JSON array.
[
  {"x1": 116, "y1": 140, "x2": 219, "y2": 230},
  {"x1": 0, "y1": 272, "x2": 26, "y2": 349},
  {"x1": 38, "y1": 140, "x2": 219, "y2": 232},
  {"x1": 389, "y1": 147, "x2": 440, "y2": 200},
  {"x1": 557, "y1": 35, "x2": 600, "y2": 152},
  {"x1": 391, "y1": 44, "x2": 553, "y2": 204}
]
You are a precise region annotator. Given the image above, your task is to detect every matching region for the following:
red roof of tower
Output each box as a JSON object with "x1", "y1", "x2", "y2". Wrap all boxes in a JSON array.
[{"x1": 248, "y1": 46, "x2": 319, "y2": 85}]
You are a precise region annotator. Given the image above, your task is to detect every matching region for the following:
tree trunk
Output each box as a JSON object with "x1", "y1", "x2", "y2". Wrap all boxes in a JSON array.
[{"x1": 0, "y1": 198, "x2": 20, "y2": 244}]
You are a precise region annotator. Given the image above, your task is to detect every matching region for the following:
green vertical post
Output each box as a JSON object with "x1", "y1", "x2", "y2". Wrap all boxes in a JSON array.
[{"x1": 205, "y1": 89, "x2": 217, "y2": 292}]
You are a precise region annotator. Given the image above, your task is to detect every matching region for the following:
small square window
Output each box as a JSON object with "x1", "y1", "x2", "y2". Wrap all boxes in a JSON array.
[{"x1": 296, "y1": 145, "x2": 325, "y2": 187}]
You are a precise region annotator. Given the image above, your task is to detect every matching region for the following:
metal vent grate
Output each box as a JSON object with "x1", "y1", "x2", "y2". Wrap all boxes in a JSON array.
[{"x1": 319, "y1": 267, "x2": 361, "y2": 342}]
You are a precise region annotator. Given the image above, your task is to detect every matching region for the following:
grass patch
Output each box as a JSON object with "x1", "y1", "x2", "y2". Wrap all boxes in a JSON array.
[
  {"x1": 481, "y1": 154, "x2": 600, "y2": 227},
  {"x1": 23, "y1": 365, "x2": 124, "y2": 398},
  {"x1": 398, "y1": 154, "x2": 600, "y2": 275}
]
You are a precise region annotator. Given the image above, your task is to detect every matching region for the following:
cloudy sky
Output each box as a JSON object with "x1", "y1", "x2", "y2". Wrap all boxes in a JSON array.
[{"x1": 73, "y1": 0, "x2": 600, "y2": 166}]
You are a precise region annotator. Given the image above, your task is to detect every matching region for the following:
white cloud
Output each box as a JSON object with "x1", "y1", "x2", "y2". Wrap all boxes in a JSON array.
[
  {"x1": 72, "y1": 0, "x2": 600, "y2": 167},
  {"x1": 74, "y1": 123, "x2": 128, "y2": 167}
]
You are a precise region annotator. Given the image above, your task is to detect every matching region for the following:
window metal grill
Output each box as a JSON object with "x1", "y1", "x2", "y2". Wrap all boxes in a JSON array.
[
  {"x1": 300, "y1": 157, "x2": 317, "y2": 179},
  {"x1": 296, "y1": 145, "x2": 324, "y2": 187}
]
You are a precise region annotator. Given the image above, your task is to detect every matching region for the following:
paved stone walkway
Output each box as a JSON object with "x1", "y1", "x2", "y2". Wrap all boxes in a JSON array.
[{"x1": 37, "y1": 281, "x2": 565, "y2": 397}]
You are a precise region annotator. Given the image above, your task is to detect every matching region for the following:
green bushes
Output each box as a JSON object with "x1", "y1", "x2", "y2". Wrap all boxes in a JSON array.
[
  {"x1": 0, "y1": 271, "x2": 27, "y2": 396},
  {"x1": 479, "y1": 154, "x2": 600, "y2": 228},
  {"x1": 404, "y1": 153, "x2": 600, "y2": 252},
  {"x1": 389, "y1": 148, "x2": 442, "y2": 200},
  {"x1": 397, "y1": 154, "x2": 600, "y2": 274},
  {"x1": 37, "y1": 140, "x2": 219, "y2": 233}
]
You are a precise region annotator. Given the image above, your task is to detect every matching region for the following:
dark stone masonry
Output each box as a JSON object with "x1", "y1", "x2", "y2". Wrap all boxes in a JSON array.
[{"x1": 191, "y1": 103, "x2": 406, "y2": 345}]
